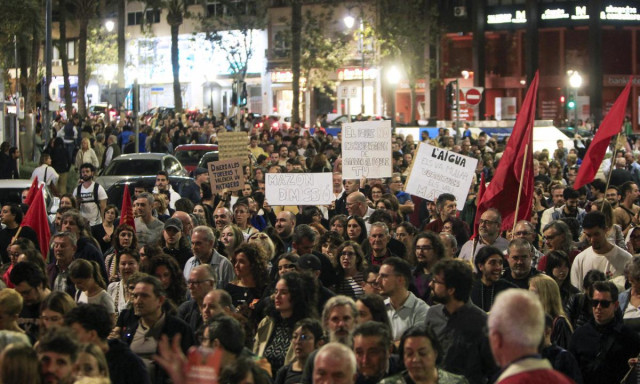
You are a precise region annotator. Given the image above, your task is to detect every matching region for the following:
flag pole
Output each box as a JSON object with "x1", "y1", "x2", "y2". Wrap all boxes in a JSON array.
[
  {"x1": 602, "y1": 132, "x2": 621, "y2": 210},
  {"x1": 513, "y1": 144, "x2": 529, "y2": 233}
]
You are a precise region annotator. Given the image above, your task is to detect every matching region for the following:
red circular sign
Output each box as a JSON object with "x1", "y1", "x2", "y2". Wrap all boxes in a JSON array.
[{"x1": 466, "y1": 88, "x2": 482, "y2": 106}]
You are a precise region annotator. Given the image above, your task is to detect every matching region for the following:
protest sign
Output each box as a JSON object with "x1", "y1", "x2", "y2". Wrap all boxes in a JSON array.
[
  {"x1": 265, "y1": 173, "x2": 333, "y2": 206},
  {"x1": 341, "y1": 120, "x2": 392, "y2": 179},
  {"x1": 405, "y1": 143, "x2": 478, "y2": 204},
  {"x1": 208, "y1": 157, "x2": 245, "y2": 193},
  {"x1": 217, "y1": 132, "x2": 249, "y2": 164}
]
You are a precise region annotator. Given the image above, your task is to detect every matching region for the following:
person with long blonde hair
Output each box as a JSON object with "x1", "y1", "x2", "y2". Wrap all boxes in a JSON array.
[{"x1": 529, "y1": 274, "x2": 573, "y2": 349}]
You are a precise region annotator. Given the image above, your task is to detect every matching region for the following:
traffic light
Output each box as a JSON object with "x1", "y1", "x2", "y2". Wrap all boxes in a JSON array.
[
  {"x1": 560, "y1": 95, "x2": 566, "y2": 104},
  {"x1": 567, "y1": 96, "x2": 576, "y2": 110},
  {"x1": 445, "y1": 82, "x2": 455, "y2": 108},
  {"x1": 239, "y1": 81, "x2": 247, "y2": 107}
]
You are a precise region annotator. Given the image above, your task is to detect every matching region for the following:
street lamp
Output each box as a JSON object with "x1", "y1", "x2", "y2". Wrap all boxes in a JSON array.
[
  {"x1": 105, "y1": 20, "x2": 115, "y2": 33},
  {"x1": 386, "y1": 65, "x2": 401, "y2": 129},
  {"x1": 568, "y1": 70, "x2": 582, "y2": 127},
  {"x1": 344, "y1": 12, "x2": 365, "y2": 116}
]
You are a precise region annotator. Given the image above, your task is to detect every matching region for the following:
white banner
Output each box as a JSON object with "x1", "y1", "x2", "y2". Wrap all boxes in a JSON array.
[
  {"x1": 405, "y1": 143, "x2": 478, "y2": 204},
  {"x1": 341, "y1": 120, "x2": 393, "y2": 179},
  {"x1": 265, "y1": 173, "x2": 334, "y2": 206}
]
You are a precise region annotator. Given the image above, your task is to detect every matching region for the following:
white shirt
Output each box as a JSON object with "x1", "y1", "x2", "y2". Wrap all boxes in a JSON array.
[
  {"x1": 570, "y1": 244, "x2": 632, "y2": 291},
  {"x1": 73, "y1": 181, "x2": 108, "y2": 226},
  {"x1": 31, "y1": 164, "x2": 59, "y2": 186}
]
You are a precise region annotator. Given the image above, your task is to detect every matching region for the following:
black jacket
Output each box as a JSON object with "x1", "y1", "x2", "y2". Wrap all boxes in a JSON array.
[
  {"x1": 106, "y1": 338, "x2": 151, "y2": 384},
  {"x1": 569, "y1": 317, "x2": 640, "y2": 384}
]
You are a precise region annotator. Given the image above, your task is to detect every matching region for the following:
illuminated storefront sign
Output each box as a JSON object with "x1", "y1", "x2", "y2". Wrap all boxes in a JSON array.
[
  {"x1": 486, "y1": 3, "x2": 639, "y2": 25},
  {"x1": 337, "y1": 67, "x2": 378, "y2": 81}
]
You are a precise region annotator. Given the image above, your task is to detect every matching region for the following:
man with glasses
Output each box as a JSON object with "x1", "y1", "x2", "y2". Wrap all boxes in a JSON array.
[
  {"x1": 387, "y1": 173, "x2": 414, "y2": 217},
  {"x1": 378, "y1": 257, "x2": 428, "y2": 341},
  {"x1": 184, "y1": 226, "x2": 235, "y2": 289},
  {"x1": 178, "y1": 264, "x2": 216, "y2": 333},
  {"x1": 511, "y1": 220, "x2": 542, "y2": 269},
  {"x1": 503, "y1": 238, "x2": 540, "y2": 289},
  {"x1": 362, "y1": 265, "x2": 381, "y2": 295},
  {"x1": 569, "y1": 281, "x2": 640, "y2": 384},
  {"x1": 459, "y1": 208, "x2": 509, "y2": 265},
  {"x1": 426, "y1": 259, "x2": 498, "y2": 384}
]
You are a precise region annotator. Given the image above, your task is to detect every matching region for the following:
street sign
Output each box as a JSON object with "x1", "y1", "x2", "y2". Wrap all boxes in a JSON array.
[{"x1": 466, "y1": 88, "x2": 482, "y2": 106}]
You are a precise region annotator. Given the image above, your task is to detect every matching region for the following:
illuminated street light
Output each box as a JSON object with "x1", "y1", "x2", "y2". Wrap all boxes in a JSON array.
[
  {"x1": 343, "y1": 15, "x2": 355, "y2": 29},
  {"x1": 567, "y1": 70, "x2": 582, "y2": 127},
  {"x1": 105, "y1": 20, "x2": 115, "y2": 32}
]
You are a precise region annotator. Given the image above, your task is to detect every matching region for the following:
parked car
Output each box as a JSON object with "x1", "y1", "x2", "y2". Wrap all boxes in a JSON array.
[
  {"x1": 88, "y1": 103, "x2": 117, "y2": 120},
  {"x1": 196, "y1": 151, "x2": 221, "y2": 170},
  {"x1": 96, "y1": 153, "x2": 188, "y2": 190},
  {"x1": 174, "y1": 144, "x2": 219, "y2": 174},
  {"x1": 0, "y1": 179, "x2": 60, "y2": 222},
  {"x1": 142, "y1": 107, "x2": 175, "y2": 123},
  {"x1": 106, "y1": 176, "x2": 200, "y2": 210}
]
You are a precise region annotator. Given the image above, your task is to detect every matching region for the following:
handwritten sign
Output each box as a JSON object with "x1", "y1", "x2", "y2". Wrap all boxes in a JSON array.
[
  {"x1": 341, "y1": 120, "x2": 392, "y2": 179},
  {"x1": 405, "y1": 143, "x2": 478, "y2": 204},
  {"x1": 217, "y1": 132, "x2": 249, "y2": 163},
  {"x1": 208, "y1": 157, "x2": 246, "y2": 193},
  {"x1": 265, "y1": 173, "x2": 333, "y2": 206}
]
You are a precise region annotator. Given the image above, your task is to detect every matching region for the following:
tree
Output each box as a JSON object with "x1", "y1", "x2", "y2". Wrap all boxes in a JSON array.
[
  {"x1": 375, "y1": 0, "x2": 441, "y2": 124},
  {"x1": 290, "y1": 0, "x2": 301, "y2": 124},
  {"x1": 58, "y1": 0, "x2": 74, "y2": 117},
  {"x1": 299, "y1": 8, "x2": 348, "y2": 121},
  {"x1": 86, "y1": 21, "x2": 118, "y2": 83},
  {"x1": 144, "y1": 0, "x2": 190, "y2": 113},
  {"x1": 73, "y1": 0, "x2": 99, "y2": 117},
  {"x1": 200, "y1": 0, "x2": 268, "y2": 86}
]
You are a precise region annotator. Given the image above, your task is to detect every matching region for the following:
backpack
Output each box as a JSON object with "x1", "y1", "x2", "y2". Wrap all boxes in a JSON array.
[{"x1": 76, "y1": 183, "x2": 100, "y2": 206}]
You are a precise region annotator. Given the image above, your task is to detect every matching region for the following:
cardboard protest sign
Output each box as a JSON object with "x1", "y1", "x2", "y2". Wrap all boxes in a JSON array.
[
  {"x1": 265, "y1": 173, "x2": 333, "y2": 206},
  {"x1": 208, "y1": 157, "x2": 245, "y2": 193},
  {"x1": 217, "y1": 132, "x2": 249, "y2": 164},
  {"x1": 405, "y1": 143, "x2": 478, "y2": 204},
  {"x1": 341, "y1": 120, "x2": 392, "y2": 179}
]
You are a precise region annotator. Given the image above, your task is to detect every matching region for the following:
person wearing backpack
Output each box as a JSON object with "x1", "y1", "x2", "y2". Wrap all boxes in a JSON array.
[{"x1": 73, "y1": 163, "x2": 107, "y2": 226}]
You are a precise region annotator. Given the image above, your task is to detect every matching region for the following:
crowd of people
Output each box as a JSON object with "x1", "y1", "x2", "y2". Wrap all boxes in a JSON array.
[{"x1": 0, "y1": 108, "x2": 639, "y2": 384}]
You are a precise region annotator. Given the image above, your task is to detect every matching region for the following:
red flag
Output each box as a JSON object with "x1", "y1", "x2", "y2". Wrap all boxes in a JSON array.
[
  {"x1": 24, "y1": 177, "x2": 39, "y2": 206},
  {"x1": 119, "y1": 184, "x2": 136, "y2": 229},
  {"x1": 477, "y1": 71, "x2": 539, "y2": 231},
  {"x1": 470, "y1": 172, "x2": 486, "y2": 240},
  {"x1": 573, "y1": 78, "x2": 632, "y2": 190},
  {"x1": 21, "y1": 185, "x2": 51, "y2": 258}
]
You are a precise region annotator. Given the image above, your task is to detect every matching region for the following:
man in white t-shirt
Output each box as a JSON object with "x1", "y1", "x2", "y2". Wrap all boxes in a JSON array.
[
  {"x1": 571, "y1": 211, "x2": 632, "y2": 290},
  {"x1": 72, "y1": 163, "x2": 107, "y2": 226},
  {"x1": 31, "y1": 153, "x2": 59, "y2": 188}
]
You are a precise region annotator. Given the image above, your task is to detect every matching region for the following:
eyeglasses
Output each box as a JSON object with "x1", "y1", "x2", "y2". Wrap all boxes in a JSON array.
[
  {"x1": 479, "y1": 219, "x2": 499, "y2": 226},
  {"x1": 187, "y1": 279, "x2": 213, "y2": 286},
  {"x1": 341, "y1": 251, "x2": 356, "y2": 257},
  {"x1": 415, "y1": 246, "x2": 433, "y2": 252},
  {"x1": 591, "y1": 299, "x2": 613, "y2": 308},
  {"x1": 365, "y1": 279, "x2": 379, "y2": 286},
  {"x1": 278, "y1": 264, "x2": 297, "y2": 271},
  {"x1": 543, "y1": 233, "x2": 559, "y2": 241},
  {"x1": 514, "y1": 231, "x2": 532, "y2": 237}
]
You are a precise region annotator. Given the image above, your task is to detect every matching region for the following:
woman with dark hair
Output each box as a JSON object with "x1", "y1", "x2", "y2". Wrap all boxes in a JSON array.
[
  {"x1": 104, "y1": 224, "x2": 138, "y2": 282},
  {"x1": 274, "y1": 318, "x2": 324, "y2": 384},
  {"x1": 380, "y1": 325, "x2": 467, "y2": 384},
  {"x1": 106, "y1": 248, "x2": 140, "y2": 314},
  {"x1": 91, "y1": 204, "x2": 119, "y2": 254},
  {"x1": 441, "y1": 218, "x2": 470, "y2": 256},
  {"x1": 346, "y1": 215, "x2": 368, "y2": 244},
  {"x1": 224, "y1": 243, "x2": 270, "y2": 310},
  {"x1": 329, "y1": 214, "x2": 348, "y2": 239},
  {"x1": 193, "y1": 203, "x2": 214, "y2": 227},
  {"x1": 254, "y1": 272, "x2": 317, "y2": 376},
  {"x1": 68, "y1": 259, "x2": 115, "y2": 318},
  {"x1": 316, "y1": 231, "x2": 344, "y2": 267},
  {"x1": 0, "y1": 344, "x2": 42, "y2": 384},
  {"x1": 411, "y1": 232, "x2": 446, "y2": 304},
  {"x1": 148, "y1": 254, "x2": 188, "y2": 306},
  {"x1": 334, "y1": 241, "x2": 366, "y2": 299},
  {"x1": 545, "y1": 250, "x2": 580, "y2": 307},
  {"x1": 298, "y1": 206, "x2": 328, "y2": 229},
  {"x1": 60, "y1": 210, "x2": 107, "y2": 280},
  {"x1": 368, "y1": 183, "x2": 387, "y2": 207},
  {"x1": 356, "y1": 293, "x2": 392, "y2": 330}
]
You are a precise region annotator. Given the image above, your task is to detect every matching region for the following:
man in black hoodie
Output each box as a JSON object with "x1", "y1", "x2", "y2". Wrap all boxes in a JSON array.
[{"x1": 65, "y1": 303, "x2": 150, "y2": 384}]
